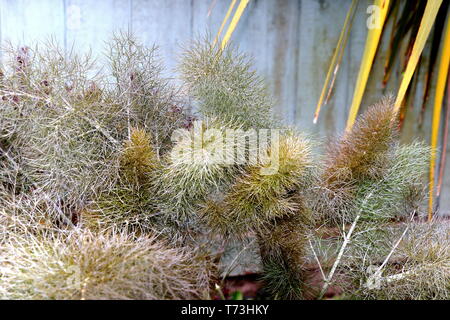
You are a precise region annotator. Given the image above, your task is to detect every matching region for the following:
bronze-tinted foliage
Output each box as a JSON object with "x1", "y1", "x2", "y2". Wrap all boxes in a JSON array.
[
  {"x1": 84, "y1": 128, "x2": 159, "y2": 234},
  {"x1": 323, "y1": 97, "x2": 397, "y2": 185},
  {"x1": 317, "y1": 98, "x2": 401, "y2": 224},
  {"x1": 120, "y1": 128, "x2": 158, "y2": 185}
]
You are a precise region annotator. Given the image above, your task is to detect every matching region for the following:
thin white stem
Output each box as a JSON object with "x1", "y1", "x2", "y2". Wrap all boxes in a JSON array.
[
  {"x1": 309, "y1": 237, "x2": 326, "y2": 281},
  {"x1": 319, "y1": 210, "x2": 361, "y2": 298},
  {"x1": 319, "y1": 188, "x2": 377, "y2": 299},
  {"x1": 364, "y1": 212, "x2": 416, "y2": 290},
  {"x1": 377, "y1": 212, "x2": 415, "y2": 273}
]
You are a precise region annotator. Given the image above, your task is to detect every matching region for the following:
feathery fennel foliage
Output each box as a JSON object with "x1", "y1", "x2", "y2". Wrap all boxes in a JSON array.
[
  {"x1": 179, "y1": 39, "x2": 279, "y2": 129},
  {"x1": 156, "y1": 117, "x2": 250, "y2": 234},
  {"x1": 199, "y1": 132, "x2": 316, "y2": 299},
  {"x1": 345, "y1": 221, "x2": 450, "y2": 300},
  {"x1": 107, "y1": 32, "x2": 191, "y2": 155}
]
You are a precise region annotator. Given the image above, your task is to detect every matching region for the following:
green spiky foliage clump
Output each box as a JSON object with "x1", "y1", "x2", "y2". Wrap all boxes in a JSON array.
[
  {"x1": 0, "y1": 229, "x2": 213, "y2": 300},
  {"x1": 156, "y1": 118, "x2": 243, "y2": 231},
  {"x1": 157, "y1": 37, "x2": 283, "y2": 230},
  {"x1": 179, "y1": 39, "x2": 279, "y2": 130},
  {"x1": 373, "y1": 221, "x2": 449, "y2": 300},
  {"x1": 0, "y1": 35, "x2": 212, "y2": 300},
  {"x1": 178, "y1": 40, "x2": 317, "y2": 299},
  {"x1": 311, "y1": 98, "x2": 432, "y2": 300},
  {"x1": 201, "y1": 133, "x2": 314, "y2": 236},
  {"x1": 0, "y1": 187, "x2": 61, "y2": 245},
  {"x1": 258, "y1": 211, "x2": 313, "y2": 300},
  {"x1": 253, "y1": 136, "x2": 315, "y2": 300},
  {"x1": 0, "y1": 42, "x2": 119, "y2": 220},
  {"x1": 178, "y1": 36, "x2": 322, "y2": 298},
  {"x1": 0, "y1": 32, "x2": 191, "y2": 226},
  {"x1": 354, "y1": 142, "x2": 429, "y2": 222},
  {"x1": 316, "y1": 97, "x2": 429, "y2": 225}
]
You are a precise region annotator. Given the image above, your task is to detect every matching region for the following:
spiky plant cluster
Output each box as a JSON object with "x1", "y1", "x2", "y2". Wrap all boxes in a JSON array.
[
  {"x1": 0, "y1": 35, "x2": 214, "y2": 300},
  {"x1": 160, "y1": 37, "x2": 285, "y2": 229},
  {"x1": 156, "y1": 118, "x2": 242, "y2": 231},
  {"x1": 0, "y1": 33, "x2": 440, "y2": 301},
  {"x1": 0, "y1": 40, "x2": 120, "y2": 220},
  {"x1": 258, "y1": 211, "x2": 313, "y2": 300},
  {"x1": 0, "y1": 31, "x2": 194, "y2": 219},
  {"x1": 354, "y1": 141, "x2": 429, "y2": 222},
  {"x1": 155, "y1": 35, "x2": 295, "y2": 235},
  {"x1": 0, "y1": 229, "x2": 213, "y2": 300},
  {"x1": 178, "y1": 40, "x2": 321, "y2": 299},
  {"x1": 308, "y1": 99, "x2": 432, "y2": 300},
  {"x1": 0, "y1": 188, "x2": 61, "y2": 244},
  {"x1": 316, "y1": 98, "x2": 428, "y2": 225},
  {"x1": 374, "y1": 221, "x2": 449, "y2": 300}
]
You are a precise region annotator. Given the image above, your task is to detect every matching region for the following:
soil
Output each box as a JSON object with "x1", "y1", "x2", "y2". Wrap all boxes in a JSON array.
[{"x1": 216, "y1": 267, "x2": 344, "y2": 300}]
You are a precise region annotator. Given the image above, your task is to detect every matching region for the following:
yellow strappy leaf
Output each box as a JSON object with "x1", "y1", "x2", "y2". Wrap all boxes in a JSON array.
[
  {"x1": 213, "y1": 0, "x2": 237, "y2": 47},
  {"x1": 394, "y1": 0, "x2": 444, "y2": 112},
  {"x1": 221, "y1": 0, "x2": 250, "y2": 50},
  {"x1": 314, "y1": 0, "x2": 359, "y2": 124},
  {"x1": 346, "y1": 0, "x2": 390, "y2": 131},
  {"x1": 429, "y1": 7, "x2": 450, "y2": 220}
]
